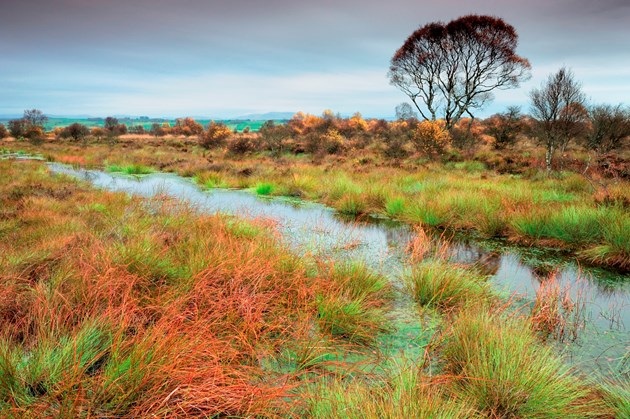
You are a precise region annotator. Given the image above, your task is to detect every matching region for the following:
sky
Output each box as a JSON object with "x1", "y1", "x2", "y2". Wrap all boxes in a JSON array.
[{"x1": 1, "y1": 0, "x2": 629, "y2": 119}]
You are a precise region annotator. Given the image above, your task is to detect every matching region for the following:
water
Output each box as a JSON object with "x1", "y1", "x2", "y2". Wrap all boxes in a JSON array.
[{"x1": 47, "y1": 163, "x2": 629, "y2": 375}]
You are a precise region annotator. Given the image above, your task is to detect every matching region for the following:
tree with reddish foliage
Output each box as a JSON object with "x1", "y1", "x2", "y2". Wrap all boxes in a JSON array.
[{"x1": 389, "y1": 15, "x2": 530, "y2": 129}]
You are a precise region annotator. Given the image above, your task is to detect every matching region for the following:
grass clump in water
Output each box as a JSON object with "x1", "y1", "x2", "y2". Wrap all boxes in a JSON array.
[
  {"x1": 255, "y1": 182, "x2": 274, "y2": 195},
  {"x1": 316, "y1": 263, "x2": 391, "y2": 346},
  {"x1": 384, "y1": 196, "x2": 406, "y2": 218},
  {"x1": 443, "y1": 306, "x2": 603, "y2": 418},
  {"x1": 406, "y1": 260, "x2": 489, "y2": 310},
  {"x1": 107, "y1": 164, "x2": 153, "y2": 175},
  {"x1": 337, "y1": 193, "x2": 367, "y2": 216}
]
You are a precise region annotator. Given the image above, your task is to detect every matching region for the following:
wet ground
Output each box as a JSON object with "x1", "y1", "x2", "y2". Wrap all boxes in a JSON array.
[{"x1": 48, "y1": 163, "x2": 629, "y2": 375}]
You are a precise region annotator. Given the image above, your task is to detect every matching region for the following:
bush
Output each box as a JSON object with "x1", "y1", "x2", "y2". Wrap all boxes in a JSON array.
[
  {"x1": 174, "y1": 117, "x2": 204, "y2": 137},
  {"x1": 227, "y1": 135, "x2": 261, "y2": 155},
  {"x1": 412, "y1": 120, "x2": 451, "y2": 156},
  {"x1": 199, "y1": 122, "x2": 232, "y2": 149},
  {"x1": 259, "y1": 121, "x2": 291, "y2": 154},
  {"x1": 304, "y1": 129, "x2": 346, "y2": 155},
  {"x1": 8, "y1": 119, "x2": 26, "y2": 138},
  {"x1": 0, "y1": 124, "x2": 8, "y2": 138},
  {"x1": 59, "y1": 123, "x2": 90, "y2": 143}
]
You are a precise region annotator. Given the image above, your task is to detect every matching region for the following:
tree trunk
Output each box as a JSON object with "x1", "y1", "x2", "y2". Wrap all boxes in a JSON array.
[{"x1": 545, "y1": 144, "x2": 554, "y2": 173}]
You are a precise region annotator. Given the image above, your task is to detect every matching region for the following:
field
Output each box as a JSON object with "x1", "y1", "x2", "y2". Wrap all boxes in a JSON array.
[
  {"x1": 0, "y1": 131, "x2": 629, "y2": 417},
  {"x1": 0, "y1": 117, "x2": 271, "y2": 133}
]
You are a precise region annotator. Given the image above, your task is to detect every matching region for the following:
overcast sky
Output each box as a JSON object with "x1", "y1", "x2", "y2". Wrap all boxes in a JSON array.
[{"x1": 1, "y1": 0, "x2": 629, "y2": 118}]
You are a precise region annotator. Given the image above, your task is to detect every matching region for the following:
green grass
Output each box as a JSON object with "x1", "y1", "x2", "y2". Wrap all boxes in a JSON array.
[
  {"x1": 600, "y1": 378, "x2": 630, "y2": 418},
  {"x1": 106, "y1": 164, "x2": 153, "y2": 175},
  {"x1": 385, "y1": 196, "x2": 406, "y2": 218},
  {"x1": 443, "y1": 307, "x2": 602, "y2": 418},
  {"x1": 255, "y1": 182, "x2": 274, "y2": 195},
  {"x1": 306, "y1": 370, "x2": 478, "y2": 418},
  {"x1": 316, "y1": 263, "x2": 391, "y2": 345},
  {"x1": 405, "y1": 260, "x2": 489, "y2": 310},
  {"x1": 337, "y1": 193, "x2": 366, "y2": 215}
]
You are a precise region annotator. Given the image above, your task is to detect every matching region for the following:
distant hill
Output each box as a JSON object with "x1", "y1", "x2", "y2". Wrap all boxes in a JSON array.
[{"x1": 233, "y1": 112, "x2": 295, "y2": 121}]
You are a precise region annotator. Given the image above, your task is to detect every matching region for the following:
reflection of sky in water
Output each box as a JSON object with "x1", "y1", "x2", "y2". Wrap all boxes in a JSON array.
[{"x1": 49, "y1": 164, "x2": 629, "y2": 372}]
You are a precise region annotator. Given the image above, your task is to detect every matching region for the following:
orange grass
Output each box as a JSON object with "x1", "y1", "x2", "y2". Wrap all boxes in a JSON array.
[{"x1": 0, "y1": 160, "x2": 387, "y2": 416}]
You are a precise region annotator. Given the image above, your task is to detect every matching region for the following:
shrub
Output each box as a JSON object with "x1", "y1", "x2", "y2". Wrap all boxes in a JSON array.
[
  {"x1": 199, "y1": 122, "x2": 232, "y2": 149},
  {"x1": 227, "y1": 135, "x2": 261, "y2": 155},
  {"x1": 412, "y1": 120, "x2": 451, "y2": 156},
  {"x1": 8, "y1": 119, "x2": 26, "y2": 138},
  {"x1": 174, "y1": 117, "x2": 204, "y2": 136},
  {"x1": 259, "y1": 121, "x2": 291, "y2": 154},
  {"x1": 59, "y1": 123, "x2": 90, "y2": 143}
]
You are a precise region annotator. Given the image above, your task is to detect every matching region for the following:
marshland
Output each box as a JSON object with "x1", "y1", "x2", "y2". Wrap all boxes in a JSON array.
[{"x1": 2, "y1": 3, "x2": 630, "y2": 418}]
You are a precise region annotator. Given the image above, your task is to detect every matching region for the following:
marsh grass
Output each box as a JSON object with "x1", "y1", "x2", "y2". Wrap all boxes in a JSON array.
[
  {"x1": 0, "y1": 161, "x2": 330, "y2": 416},
  {"x1": 599, "y1": 378, "x2": 630, "y2": 418},
  {"x1": 306, "y1": 369, "x2": 478, "y2": 418},
  {"x1": 107, "y1": 164, "x2": 154, "y2": 175},
  {"x1": 384, "y1": 196, "x2": 406, "y2": 218},
  {"x1": 316, "y1": 263, "x2": 392, "y2": 346},
  {"x1": 255, "y1": 182, "x2": 274, "y2": 195},
  {"x1": 443, "y1": 307, "x2": 603, "y2": 418},
  {"x1": 4, "y1": 137, "x2": 628, "y2": 269},
  {"x1": 530, "y1": 271, "x2": 586, "y2": 342},
  {"x1": 405, "y1": 260, "x2": 490, "y2": 310}
]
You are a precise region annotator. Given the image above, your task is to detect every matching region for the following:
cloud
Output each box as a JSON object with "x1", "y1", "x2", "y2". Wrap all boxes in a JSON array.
[{"x1": 1, "y1": 0, "x2": 629, "y2": 116}]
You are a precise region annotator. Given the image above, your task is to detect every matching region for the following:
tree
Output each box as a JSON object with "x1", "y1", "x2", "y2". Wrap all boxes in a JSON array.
[
  {"x1": 23, "y1": 109, "x2": 48, "y2": 130},
  {"x1": 587, "y1": 104, "x2": 630, "y2": 154},
  {"x1": 530, "y1": 67, "x2": 587, "y2": 171},
  {"x1": 395, "y1": 102, "x2": 418, "y2": 121},
  {"x1": 484, "y1": 106, "x2": 523, "y2": 149},
  {"x1": 0, "y1": 124, "x2": 8, "y2": 138},
  {"x1": 389, "y1": 15, "x2": 530, "y2": 129},
  {"x1": 104, "y1": 116, "x2": 119, "y2": 131}
]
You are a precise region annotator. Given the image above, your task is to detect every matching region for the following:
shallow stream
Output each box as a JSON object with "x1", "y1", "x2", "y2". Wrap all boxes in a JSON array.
[{"x1": 48, "y1": 163, "x2": 629, "y2": 375}]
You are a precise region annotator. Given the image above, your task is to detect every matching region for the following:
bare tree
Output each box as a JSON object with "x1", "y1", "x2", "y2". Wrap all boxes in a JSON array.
[
  {"x1": 389, "y1": 15, "x2": 530, "y2": 129},
  {"x1": 530, "y1": 67, "x2": 587, "y2": 171},
  {"x1": 23, "y1": 109, "x2": 48, "y2": 130},
  {"x1": 395, "y1": 102, "x2": 417, "y2": 121},
  {"x1": 587, "y1": 104, "x2": 630, "y2": 154}
]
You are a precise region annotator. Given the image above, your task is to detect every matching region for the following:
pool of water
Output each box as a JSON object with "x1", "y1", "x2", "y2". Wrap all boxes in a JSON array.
[{"x1": 48, "y1": 163, "x2": 629, "y2": 375}]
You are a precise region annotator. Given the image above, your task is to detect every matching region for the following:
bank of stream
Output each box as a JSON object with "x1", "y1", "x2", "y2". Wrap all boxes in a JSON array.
[{"x1": 47, "y1": 163, "x2": 629, "y2": 377}]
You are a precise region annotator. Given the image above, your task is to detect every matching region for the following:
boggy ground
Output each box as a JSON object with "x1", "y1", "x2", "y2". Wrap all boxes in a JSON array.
[
  {"x1": 0, "y1": 156, "x2": 628, "y2": 417},
  {"x1": 2, "y1": 134, "x2": 629, "y2": 271}
]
